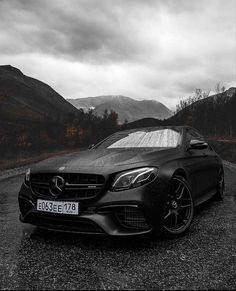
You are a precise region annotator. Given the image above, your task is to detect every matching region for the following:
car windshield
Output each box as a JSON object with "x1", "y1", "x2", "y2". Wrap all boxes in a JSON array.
[{"x1": 97, "y1": 128, "x2": 182, "y2": 149}]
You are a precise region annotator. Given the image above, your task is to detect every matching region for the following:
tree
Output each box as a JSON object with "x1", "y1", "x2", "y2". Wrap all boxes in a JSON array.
[
  {"x1": 215, "y1": 82, "x2": 226, "y2": 94},
  {"x1": 202, "y1": 90, "x2": 210, "y2": 99}
]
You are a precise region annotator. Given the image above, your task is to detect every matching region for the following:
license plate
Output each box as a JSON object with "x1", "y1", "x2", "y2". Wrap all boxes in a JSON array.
[{"x1": 37, "y1": 199, "x2": 79, "y2": 215}]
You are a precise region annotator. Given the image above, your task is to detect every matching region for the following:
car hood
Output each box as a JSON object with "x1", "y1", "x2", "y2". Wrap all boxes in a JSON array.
[{"x1": 31, "y1": 147, "x2": 178, "y2": 175}]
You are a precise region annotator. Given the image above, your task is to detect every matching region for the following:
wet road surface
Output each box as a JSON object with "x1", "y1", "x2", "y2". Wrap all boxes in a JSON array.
[{"x1": 0, "y1": 165, "x2": 235, "y2": 289}]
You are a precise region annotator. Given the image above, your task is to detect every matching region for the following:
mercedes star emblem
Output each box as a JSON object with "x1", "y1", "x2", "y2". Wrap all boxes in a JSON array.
[{"x1": 49, "y1": 176, "x2": 65, "y2": 197}]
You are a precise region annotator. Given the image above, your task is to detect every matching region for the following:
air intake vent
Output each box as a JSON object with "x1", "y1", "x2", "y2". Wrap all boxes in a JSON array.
[{"x1": 116, "y1": 206, "x2": 149, "y2": 230}]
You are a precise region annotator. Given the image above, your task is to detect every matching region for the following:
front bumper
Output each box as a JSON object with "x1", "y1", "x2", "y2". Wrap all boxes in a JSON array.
[{"x1": 19, "y1": 178, "x2": 168, "y2": 236}]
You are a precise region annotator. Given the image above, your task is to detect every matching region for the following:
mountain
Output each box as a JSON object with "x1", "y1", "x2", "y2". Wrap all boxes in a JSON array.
[
  {"x1": 0, "y1": 65, "x2": 81, "y2": 163},
  {"x1": 0, "y1": 65, "x2": 78, "y2": 124},
  {"x1": 67, "y1": 95, "x2": 172, "y2": 123},
  {"x1": 0, "y1": 65, "x2": 119, "y2": 168},
  {"x1": 123, "y1": 88, "x2": 236, "y2": 131},
  {"x1": 167, "y1": 87, "x2": 236, "y2": 135}
]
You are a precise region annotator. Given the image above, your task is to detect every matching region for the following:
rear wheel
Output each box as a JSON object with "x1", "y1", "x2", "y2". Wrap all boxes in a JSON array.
[
  {"x1": 214, "y1": 169, "x2": 224, "y2": 201},
  {"x1": 162, "y1": 175, "x2": 194, "y2": 238}
]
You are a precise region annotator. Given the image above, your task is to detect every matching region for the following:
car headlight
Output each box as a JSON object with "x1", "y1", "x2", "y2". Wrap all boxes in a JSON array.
[
  {"x1": 111, "y1": 167, "x2": 158, "y2": 191},
  {"x1": 24, "y1": 168, "x2": 30, "y2": 187}
]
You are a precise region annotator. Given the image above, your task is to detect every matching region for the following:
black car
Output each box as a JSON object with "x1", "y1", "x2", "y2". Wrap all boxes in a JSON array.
[{"x1": 19, "y1": 126, "x2": 224, "y2": 237}]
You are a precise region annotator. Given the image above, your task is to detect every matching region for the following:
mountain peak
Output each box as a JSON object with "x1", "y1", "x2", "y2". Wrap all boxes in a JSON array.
[{"x1": 0, "y1": 65, "x2": 24, "y2": 76}]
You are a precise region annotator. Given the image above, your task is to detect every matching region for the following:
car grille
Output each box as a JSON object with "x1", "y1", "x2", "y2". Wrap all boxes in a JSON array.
[{"x1": 30, "y1": 173, "x2": 105, "y2": 200}]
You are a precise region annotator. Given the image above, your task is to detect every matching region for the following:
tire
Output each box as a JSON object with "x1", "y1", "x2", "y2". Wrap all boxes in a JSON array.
[
  {"x1": 161, "y1": 175, "x2": 194, "y2": 238},
  {"x1": 214, "y1": 169, "x2": 225, "y2": 201}
]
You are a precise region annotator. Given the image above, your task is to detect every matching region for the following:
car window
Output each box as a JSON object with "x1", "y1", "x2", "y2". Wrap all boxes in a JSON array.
[{"x1": 97, "y1": 128, "x2": 182, "y2": 149}]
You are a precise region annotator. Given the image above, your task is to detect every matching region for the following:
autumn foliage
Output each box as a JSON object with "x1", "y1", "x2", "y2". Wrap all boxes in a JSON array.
[{"x1": 0, "y1": 107, "x2": 119, "y2": 162}]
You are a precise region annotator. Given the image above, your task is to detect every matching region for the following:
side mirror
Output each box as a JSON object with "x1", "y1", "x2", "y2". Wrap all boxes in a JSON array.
[
  {"x1": 88, "y1": 144, "x2": 95, "y2": 150},
  {"x1": 188, "y1": 139, "x2": 208, "y2": 150}
]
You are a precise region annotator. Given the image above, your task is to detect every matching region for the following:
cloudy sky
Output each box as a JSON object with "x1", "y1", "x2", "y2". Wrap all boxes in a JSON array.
[{"x1": 0, "y1": 0, "x2": 235, "y2": 109}]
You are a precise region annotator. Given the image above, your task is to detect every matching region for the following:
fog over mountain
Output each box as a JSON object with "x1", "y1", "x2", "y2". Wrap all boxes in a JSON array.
[{"x1": 67, "y1": 95, "x2": 172, "y2": 123}]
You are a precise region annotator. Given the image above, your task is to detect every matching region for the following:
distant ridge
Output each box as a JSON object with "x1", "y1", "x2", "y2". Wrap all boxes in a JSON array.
[{"x1": 67, "y1": 95, "x2": 172, "y2": 123}]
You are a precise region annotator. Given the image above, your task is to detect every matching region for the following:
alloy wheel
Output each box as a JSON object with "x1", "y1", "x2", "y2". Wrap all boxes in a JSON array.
[{"x1": 163, "y1": 176, "x2": 194, "y2": 235}]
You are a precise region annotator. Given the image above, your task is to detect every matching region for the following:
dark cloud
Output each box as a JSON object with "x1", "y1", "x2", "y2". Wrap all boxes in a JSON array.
[
  {"x1": 0, "y1": 0, "x2": 162, "y2": 63},
  {"x1": 0, "y1": 0, "x2": 235, "y2": 108},
  {"x1": 0, "y1": 0, "x2": 207, "y2": 63}
]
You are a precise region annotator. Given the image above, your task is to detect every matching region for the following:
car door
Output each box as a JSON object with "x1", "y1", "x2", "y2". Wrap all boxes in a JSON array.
[
  {"x1": 200, "y1": 139, "x2": 220, "y2": 196},
  {"x1": 192, "y1": 129, "x2": 220, "y2": 195},
  {"x1": 183, "y1": 129, "x2": 215, "y2": 202}
]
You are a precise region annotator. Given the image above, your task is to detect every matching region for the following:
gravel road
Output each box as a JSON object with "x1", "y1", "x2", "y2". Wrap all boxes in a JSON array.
[{"x1": 0, "y1": 163, "x2": 235, "y2": 290}]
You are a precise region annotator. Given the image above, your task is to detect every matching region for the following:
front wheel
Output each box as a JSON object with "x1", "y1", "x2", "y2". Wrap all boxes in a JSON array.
[{"x1": 162, "y1": 175, "x2": 194, "y2": 238}]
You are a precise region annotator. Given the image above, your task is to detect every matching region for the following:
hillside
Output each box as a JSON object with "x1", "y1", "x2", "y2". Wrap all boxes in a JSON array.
[
  {"x1": 123, "y1": 88, "x2": 236, "y2": 132},
  {"x1": 167, "y1": 87, "x2": 236, "y2": 137},
  {"x1": 67, "y1": 95, "x2": 172, "y2": 123},
  {"x1": 0, "y1": 65, "x2": 81, "y2": 164},
  {"x1": 168, "y1": 87, "x2": 236, "y2": 162},
  {"x1": 123, "y1": 87, "x2": 236, "y2": 162},
  {"x1": 0, "y1": 65, "x2": 78, "y2": 124}
]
